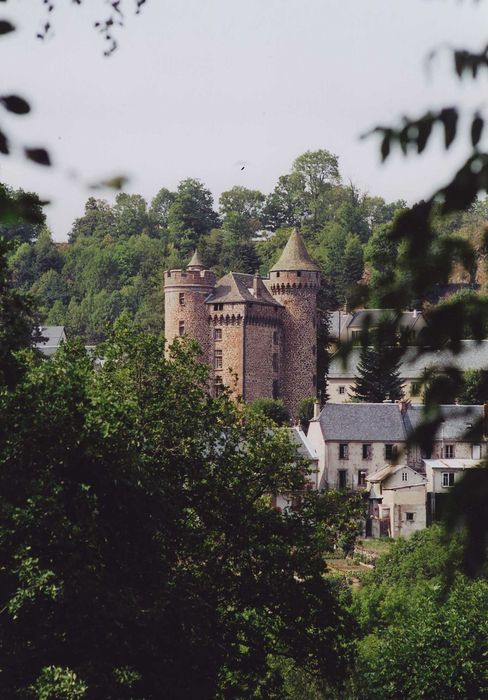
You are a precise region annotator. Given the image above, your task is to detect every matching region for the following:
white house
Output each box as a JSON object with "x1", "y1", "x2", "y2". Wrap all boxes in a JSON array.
[{"x1": 366, "y1": 464, "x2": 427, "y2": 538}]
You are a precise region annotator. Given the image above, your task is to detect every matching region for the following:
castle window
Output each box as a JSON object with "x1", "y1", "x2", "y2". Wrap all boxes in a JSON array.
[
  {"x1": 313, "y1": 317, "x2": 316, "y2": 328},
  {"x1": 297, "y1": 271, "x2": 301, "y2": 277},
  {"x1": 178, "y1": 320, "x2": 185, "y2": 336},
  {"x1": 272, "y1": 379, "x2": 279, "y2": 399},
  {"x1": 276, "y1": 272, "x2": 280, "y2": 278},
  {"x1": 214, "y1": 349, "x2": 223, "y2": 369},
  {"x1": 273, "y1": 331, "x2": 278, "y2": 344},
  {"x1": 179, "y1": 292, "x2": 185, "y2": 306},
  {"x1": 214, "y1": 376, "x2": 223, "y2": 397},
  {"x1": 312, "y1": 345, "x2": 316, "y2": 357},
  {"x1": 272, "y1": 353, "x2": 278, "y2": 371},
  {"x1": 214, "y1": 328, "x2": 222, "y2": 341},
  {"x1": 213, "y1": 303, "x2": 224, "y2": 311}
]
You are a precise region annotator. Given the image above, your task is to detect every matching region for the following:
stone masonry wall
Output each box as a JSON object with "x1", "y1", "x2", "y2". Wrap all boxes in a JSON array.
[
  {"x1": 208, "y1": 303, "x2": 246, "y2": 397},
  {"x1": 164, "y1": 269, "x2": 215, "y2": 363},
  {"x1": 244, "y1": 306, "x2": 283, "y2": 403},
  {"x1": 268, "y1": 270, "x2": 319, "y2": 417}
]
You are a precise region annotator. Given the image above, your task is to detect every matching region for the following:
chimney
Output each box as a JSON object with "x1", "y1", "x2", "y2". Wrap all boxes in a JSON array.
[
  {"x1": 253, "y1": 272, "x2": 262, "y2": 298},
  {"x1": 313, "y1": 400, "x2": 321, "y2": 420}
]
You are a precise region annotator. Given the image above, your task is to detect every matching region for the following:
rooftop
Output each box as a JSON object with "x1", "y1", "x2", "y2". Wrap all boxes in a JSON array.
[
  {"x1": 206, "y1": 272, "x2": 282, "y2": 307},
  {"x1": 270, "y1": 228, "x2": 320, "y2": 272}
]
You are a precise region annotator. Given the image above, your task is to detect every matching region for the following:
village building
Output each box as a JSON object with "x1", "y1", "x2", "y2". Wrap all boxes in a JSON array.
[
  {"x1": 35, "y1": 326, "x2": 67, "y2": 357},
  {"x1": 164, "y1": 229, "x2": 321, "y2": 416},
  {"x1": 366, "y1": 464, "x2": 428, "y2": 538},
  {"x1": 307, "y1": 401, "x2": 487, "y2": 492},
  {"x1": 329, "y1": 308, "x2": 426, "y2": 347},
  {"x1": 327, "y1": 339, "x2": 488, "y2": 403}
]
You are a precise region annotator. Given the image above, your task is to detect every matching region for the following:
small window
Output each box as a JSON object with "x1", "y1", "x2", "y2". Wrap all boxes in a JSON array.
[
  {"x1": 178, "y1": 320, "x2": 185, "y2": 336},
  {"x1": 385, "y1": 444, "x2": 396, "y2": 460},
  {"x1": 276, "y1": 271, "x2": 280, "y2": 278},
  {"x1": 214, "y1": 328, "x2": 222, "y2": 341},
  {"x1": 273, "y1": 331, "x2": 278, "y2": 344},
  {"x1": 272, "y1": 353, "x2": 278, "y2": 371},
  {"x1": 214, "y1": 376, "x2": 223, "y2": 397},
  {"x1": 339, "y1": 443, "x2": 349, "y2": 460},
  {"x1": 312, "y1": 345, "x2": 316, "y2": 357},
  {"x1": 351, "y1": 330, "x2": 361, "y2": 343},
  {"x1": 411, "y1": 382, "x2": 421, "y2": 395},
  {"x1": 358, "y1": 470, "x2": 367, "y2": 487},
  {"x1": 214, "y1": 349, "x2": 223, "y2": 370},
  {"x1": 297, "y1": 271, "x2": 301, "y2": 277},
  {"x1": 179, "y1": 292, "x2": 185, "y2": 306},
  {"x1": 338, "y1": 386, "x2": 346, "y2": 395},
  {"x1": 213, "y1": 303, "x2": 224, "y2": 311},
  {"x1": 338, "y1": 469, "x2": 348, "y2": 489},
  {"x1": 442, "y1": 472, "x2": 455, "y2": 487},
  {"x1": 401, "y1": 471, "x2": 408, "y2": 482},
  {"x1": 406, "y1": 512, "x2": 415, "y2": 522},
  {"x1": 362, "y1": 444, "x2": 372, "y2": 460},
  {"x1": 443, "y1": 444, "x2": 454, "y2": 459}
]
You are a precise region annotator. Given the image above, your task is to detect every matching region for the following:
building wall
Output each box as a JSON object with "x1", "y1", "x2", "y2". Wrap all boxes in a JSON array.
[
  {"x1": 327, "y1": 378, "x2": 424, "y2": 404},
  {"x1": 243, "y1": 307, "x2": 283, "y2": 403},
  {"x1": 323, "y1": 440, "x2": 401, "y2": 490},
  {"x1": 409, "y1": 440, "x2": 485, "y2": 469},
  {"x1": 164, "y1": 268, "x2": 216, "y2": 363},
  {"x1": 380, "y1": 486, "x2": 426, "y2": 537},
  {"x1": 267, "y1": 270, "x2": 319, "y2": 417},
  {"x1": 208, "y1": 303, "x2": 246, "y2": 397}
]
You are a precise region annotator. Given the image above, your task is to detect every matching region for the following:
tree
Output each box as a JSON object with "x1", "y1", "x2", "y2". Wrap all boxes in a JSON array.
[
  {"x1": 351, "y1": 343, "x2": 404, "y2": 403},
  {"x1": 167, "y1": 178, "x2": 220, "y2": 257},
  {"x1": 458, "y1": 368, "x2": 488, "y2": 405},
  {"x1": 0, "y1": 321, "x2": 356, "y2": 698},
  {"x1": 249, "y1": 397, "x2": 290, "y2": 425},
  {"x1": 219, "y1": 186, "x2": 265, "y2": 240}
]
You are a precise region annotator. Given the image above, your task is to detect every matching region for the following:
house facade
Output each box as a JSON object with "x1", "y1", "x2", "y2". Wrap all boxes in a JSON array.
[
  {"x1": 327, "y1": 340, "x2": 488, "y2": 404},
  {"x1": 307, "y1": 401, "x2": 487, "y2": 491}
]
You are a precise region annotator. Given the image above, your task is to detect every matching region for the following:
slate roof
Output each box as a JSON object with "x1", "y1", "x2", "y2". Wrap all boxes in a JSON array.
[
  {"x1": 328, "y1": 340, "x2": 488, "y2": 379},
  {"x1": 206, "y1": 272, "x2": 282, "y2": 307},
  {"x1": 270, "y1": 228, "x2": 320, "y2": 272},
  {"x1": 317, "y1": 402, "x2": 407, "y2": 441},
  {"x1": 367, "y1": 463, "x2": 427, "y2": 484},
  {"x1": 35, "y1": 326, "x2": 66, "y2": 357},
  {"x1": 423, "y1": 458, "x2": 480, "y2": 470},
  {"x1": 187, "y1": 249, "x2": 204, "y2": 269},
  {"x1": 406, "y1": 404, "x2": 484, "y2": 440},
  {"x1": 329, "y1": 311, "x2": 352, "y2": 339},
  {"x1": 290, "y1": 426, "x2": 318, "y2": 462},
  {"x1": 346, "y1": 309, "x2": 423, "y2": 329}
]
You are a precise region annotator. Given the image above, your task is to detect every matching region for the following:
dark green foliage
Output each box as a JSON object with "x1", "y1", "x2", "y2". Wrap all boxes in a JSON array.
[
  {"x1": 351, "y1": 344, "x2": 404, "y2": 403},
  {"x1": 249, "y1": 397, "x2": 290, "y2": 425},
  {"x1": 458, "y1": 368, "x2": 488, "y2": 404},
  {"x1": 298, "y1": 396, "x2": 316, "y2": 431},
  {"x1": 0, "y1": 321, "x2": 356, "y2": 698},
  {"x1": 0, "y1": 237, "x2": 40, "y2": 388},
  {"x1": 352, "y1": 527, "x2": 488, "y2": 699}
]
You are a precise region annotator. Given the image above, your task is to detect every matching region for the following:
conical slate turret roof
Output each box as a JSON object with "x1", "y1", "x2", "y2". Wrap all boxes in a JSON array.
[
  {"x1": 270, "y1": 228, "x2": 320, "y2": 272},
  {"x1": 187, "y1": 249, "x2": 205, "y2": 270}
]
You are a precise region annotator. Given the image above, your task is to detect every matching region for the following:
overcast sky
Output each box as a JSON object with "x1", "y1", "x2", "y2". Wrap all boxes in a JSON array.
[{"x1": 0, "y1": 0, "x2": 487, "y2": 240}]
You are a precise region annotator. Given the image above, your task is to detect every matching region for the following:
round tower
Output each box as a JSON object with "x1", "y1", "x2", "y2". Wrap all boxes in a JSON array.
[
  {"x1": 268, "y1": 229, "x2": 321, "y2": 417},
  {"x1": 164, "y1": 250, "x2": 216, "y2": 360}
]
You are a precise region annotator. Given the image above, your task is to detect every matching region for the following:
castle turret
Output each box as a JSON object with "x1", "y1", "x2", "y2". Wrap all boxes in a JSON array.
[
  {"x1": 268, "y1": 229, "x2": 320, "y2": 416},
  {"x1": 164, "y1": 250, "x2": 215, "y2": 359}
]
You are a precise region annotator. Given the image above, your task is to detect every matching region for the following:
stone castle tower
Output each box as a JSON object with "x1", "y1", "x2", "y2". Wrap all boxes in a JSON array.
[{"x1": 164, "y1": 229, "x2": 320, "y2": 417}]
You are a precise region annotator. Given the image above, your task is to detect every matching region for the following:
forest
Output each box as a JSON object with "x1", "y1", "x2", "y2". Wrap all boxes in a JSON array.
[{"x1": 6, "y1": 147, "x2": 488, "y2": 344}]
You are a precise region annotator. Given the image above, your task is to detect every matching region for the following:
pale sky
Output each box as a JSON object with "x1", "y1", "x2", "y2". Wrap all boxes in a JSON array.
[{"x1": 0, "y1": 0, "x2": 487, "y2": 240}]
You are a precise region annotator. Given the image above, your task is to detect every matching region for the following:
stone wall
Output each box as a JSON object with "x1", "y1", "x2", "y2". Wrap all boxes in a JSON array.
[
  {"x1": 164, "y1": 269, "x2": 215, "y2": 363},
  {"x1": 208, "y1": 303, "x2": 246, "y2": 397},
  {"x1": 267, "y1": 270, "x2": 319, "y2": 417},
  {"x1": 244, "y1": 306, "x2": 283, "y2": 403}
]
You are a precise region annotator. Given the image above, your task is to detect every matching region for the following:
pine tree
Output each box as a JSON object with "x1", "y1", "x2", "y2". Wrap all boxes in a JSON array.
[{"x1": 351, "y1": 344, "x2": 404, "y2": 403}]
